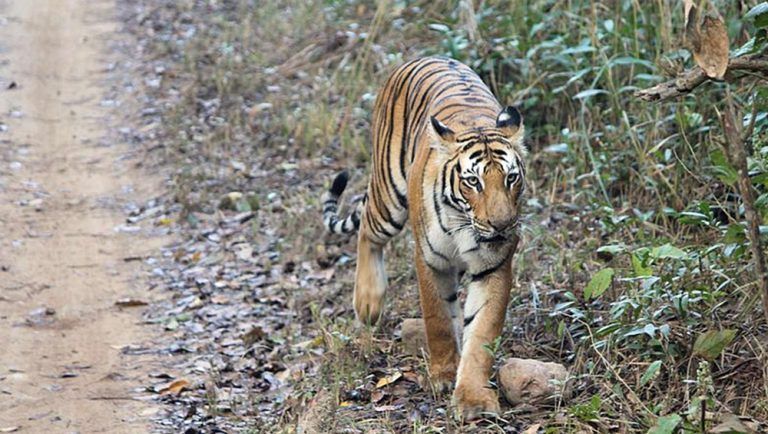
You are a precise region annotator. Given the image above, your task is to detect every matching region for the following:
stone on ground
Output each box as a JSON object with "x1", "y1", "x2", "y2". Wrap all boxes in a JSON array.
[
  {"x1": 498, "y1": 358, "x2": 570, "y2": 406},
  {"x1": 401, "y1": 318, "x2": 428, "y2": 356}
]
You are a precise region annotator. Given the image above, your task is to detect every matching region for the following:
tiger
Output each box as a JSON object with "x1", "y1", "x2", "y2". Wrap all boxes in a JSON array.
[{"x1": 322, "y1": 56, "x2": 526, "y2": 420}]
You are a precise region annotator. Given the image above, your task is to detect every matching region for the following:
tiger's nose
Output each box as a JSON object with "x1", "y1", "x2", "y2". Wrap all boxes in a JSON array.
[{"x1": 489, "y1": 216, "x2": 517, "y2": 232}]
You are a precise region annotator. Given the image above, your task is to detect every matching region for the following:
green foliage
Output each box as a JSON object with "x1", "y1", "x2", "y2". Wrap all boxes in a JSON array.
[
  {"x1": 693, "y1": 329, "x2": 737, "y2": 361},
  {"x1": 640, "y1": 360, "x2": 662, "y2": 387},
  {"x1": 647, "y1": 414, "x2": 682, "y2": 434},
  {"x1": 745, "y1": 3, "x2": 768, "y2": 28},
  {"x1": 569, "y1": 394, "x2": 602, "y2": 422},
  {"x1": 584, "y1": 267, "x2": 614, "y2": 300}
]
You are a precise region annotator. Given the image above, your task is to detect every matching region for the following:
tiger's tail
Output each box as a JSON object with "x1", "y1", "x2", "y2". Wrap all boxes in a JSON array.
[{"x1": 322, "y1": 171, "x2": 362, "y2": 235}]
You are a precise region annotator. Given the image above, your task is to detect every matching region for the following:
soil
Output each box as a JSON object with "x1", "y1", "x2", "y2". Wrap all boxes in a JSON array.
[{"x1": 0, "y1": 0, "x2": 163, "y2": 432}]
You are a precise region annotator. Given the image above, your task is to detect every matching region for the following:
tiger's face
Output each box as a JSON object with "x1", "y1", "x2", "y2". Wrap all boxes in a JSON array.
[{"x1": 432, "y1": 106, "x2": 526, "y2": 243}]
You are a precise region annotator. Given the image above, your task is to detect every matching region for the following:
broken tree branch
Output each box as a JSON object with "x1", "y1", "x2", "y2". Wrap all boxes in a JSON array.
[
  {"x1": 635, "y1": 56, "x2": 768, "y2": 102},
  {"x1": 721, "y1": 89, "x2": 768, "y2": 324}
]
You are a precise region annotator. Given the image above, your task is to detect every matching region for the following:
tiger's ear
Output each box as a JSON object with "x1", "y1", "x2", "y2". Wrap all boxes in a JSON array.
[
  {"x1": 430, "y1": 116, "x2": 457, "y2": 144},
  {"x1": 496, "y1": 106, "x2": 523, "y2": 137}
]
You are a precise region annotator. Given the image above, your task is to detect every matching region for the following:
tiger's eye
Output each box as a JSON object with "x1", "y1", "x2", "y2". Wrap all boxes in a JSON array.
[
  {"x1": 507, "y1": 173, "x2": 519, "y2": 185},
  {"x1": 464, "y1": 176, "x2": 479, "y2": 187}
]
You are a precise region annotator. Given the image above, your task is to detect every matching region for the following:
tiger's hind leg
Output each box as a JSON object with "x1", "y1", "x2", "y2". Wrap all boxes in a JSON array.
[{"x1": 353, "y1": 198, "x2": 407, "y2": 325}]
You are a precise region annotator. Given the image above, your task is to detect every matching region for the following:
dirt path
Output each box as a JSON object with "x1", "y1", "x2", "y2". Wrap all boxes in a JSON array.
[{"x1": 0, "y1": 0, "x2": 162, "y2": 432}]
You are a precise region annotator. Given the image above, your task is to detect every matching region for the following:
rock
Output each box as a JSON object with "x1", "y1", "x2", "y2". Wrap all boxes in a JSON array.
[
  {"x1": 28, "y1": 198, "x2": 44, "y2": 212},
  {"x1": 498, "y1": 358, "x2": 570, "y2": 406},
  {"x1": 401, "y1": 318, "x2": 428, "y2": 356}
]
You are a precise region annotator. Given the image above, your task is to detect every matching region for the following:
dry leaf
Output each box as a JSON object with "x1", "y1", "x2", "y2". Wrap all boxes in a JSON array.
[
  {"x1": 711, "y1": 414, "x2": 755, "y2": 433},
  {"x1": 683, "y1": 0, "x2": 695, "y2": 28},
  {"x1": 522, "y1": 424, "x2": 542, "y2": 434},
  {"x1": 402, "y1": 371, "x2": 419, "y2": 383},
  {"x1": 371, "y1": 389, "x2": 385, "y2": 403},
  {"x1": 275, "y1": 369, "x2": 291, "y2": 382},
  {"x1": 694, "y1": 15, "x2": 729, "y2": 79},
  {"x1": 375, "y1": 371, "x2": 402, "y2": 388},
  {"x1": 682, "y1": 2, "x2": 729, "y2": 79},
  {"x1": 0, "y1": 427, "x2": 20, "y2": 433},
  {"x1": 338, "y1": 401, "x2": 353, "y2": 408},
  {"x1": 306, "y1": 267, "x2": 334, "y2": 281},
  {"x1": 158, "y1": 378, "x2": 190, "y2": 395},
  {"x1": 210, "y1": 294, "x2": 230, "y2": 304}
]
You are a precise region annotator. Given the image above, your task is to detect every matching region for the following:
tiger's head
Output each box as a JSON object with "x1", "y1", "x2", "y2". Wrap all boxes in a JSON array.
[{"x1": 431, "y1": 106, "x2": 527, "y2": 243}]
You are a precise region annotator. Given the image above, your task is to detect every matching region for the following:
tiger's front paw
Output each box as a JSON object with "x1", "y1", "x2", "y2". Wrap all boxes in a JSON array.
[
  {"x1": 428, "y1": 361, "x2": 457, "y2": 394},
  {"x1": 353, "y1": 288, "x2": 383, "y2": 325},
  {"x1": 452, "y1": 383, "x2": 500, "y2": 421}
]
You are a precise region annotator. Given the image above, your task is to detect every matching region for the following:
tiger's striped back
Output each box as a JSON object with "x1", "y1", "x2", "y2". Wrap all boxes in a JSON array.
[{"x1": 323, "y1": 57, "x2": 506, "y2": 240}]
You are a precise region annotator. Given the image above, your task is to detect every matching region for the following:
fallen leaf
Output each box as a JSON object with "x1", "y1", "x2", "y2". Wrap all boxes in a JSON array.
[
  {"x1": 115, "y1": 298, "x2": 148, "y2": 307},
  {"x1": 158, "y1": 378, "x2": 190, "y2": 395},
  {"x1": 0, "y1": 427, "x2": 19, "y2": 433},
  {"x1": 375, "y1": 371, "x2": 402, "y2": 388},
  {"x1": 402, "y1": 371, "x2": 419, "y2": 383},
  {"x1": 306, "y1": 267, "x2": 334, "y2": 281},
  {"x1": 339, "y1": 401, "x2": 353, "y2": 408},
  {"x1": 522, "y1": 424, "x2": 542, "y2": 434},
  {"x1": 371, "y1": 389, "x2": 385, "y2": 403},
  {"x1": 374, "y1": 405, "x2": 398, "y2": 412},
  {"x1": 242, "y1": 326, "x2": 266, "y2": 347},
  {"x1": 210, "y1": 294, "x2": 229, "y2": 304},
  {"x1": 275, "y1": 369, "x2": 291, "y2": 382}
]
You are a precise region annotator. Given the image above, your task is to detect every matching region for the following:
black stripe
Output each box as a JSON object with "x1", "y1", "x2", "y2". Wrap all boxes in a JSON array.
[
  {"x1": 365, "y1": 207, "x2": 394, "y2": 239},
  {"x1": 462, "y1": 245, "x2": 480, "y2": 254},
  {"x1": 470, "y1": 257, "x2": 508, "y2": 281},
  {"x1": 464, "y1": 313, "x2": 476, "y2": 327},
  {"x1": 435, "y1": 102, "x2": 498, "y2": 119},
  {"x1": 445, "y1": 292, "x2": 458, "y2": 303},
  {"x1": 384, "y1": 59, "x2": 444, "y2": 210},
  {"x1": 431, "y1": 151, "x2": 454, "y2": 235},
  {"x1": 469, "y1": 150, "x2": 483, "y2": 160},
  {"x1": 441, "y1": 153, "x2": 464, "y2": 211},
  {"x1": 423, "y1": 228, "x2": 450, "y2": 262}
]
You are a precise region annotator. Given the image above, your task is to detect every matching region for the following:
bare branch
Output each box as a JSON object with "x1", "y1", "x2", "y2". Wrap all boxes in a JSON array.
[
  {"x1": 635, "y1": 56, "x2": 768, "y2": 102},
  {"x1": 720, "y1": 89, "x2": 768, "y2": 324}
]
